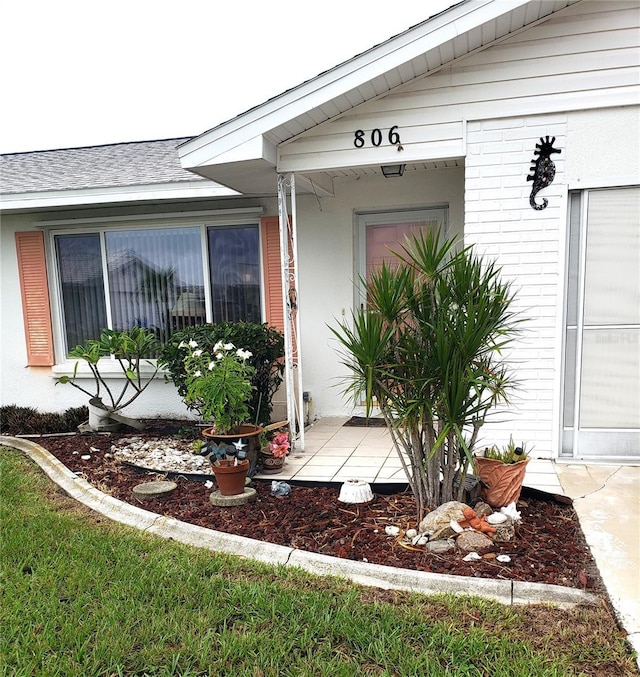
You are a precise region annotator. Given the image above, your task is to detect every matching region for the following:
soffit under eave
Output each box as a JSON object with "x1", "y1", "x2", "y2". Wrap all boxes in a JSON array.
[
  {"x1": 265, "y1": 1, "x2": 583, "y2": 148},
  {"x1": 187, "y1": 158, "x2": 335, "y2": 198}
]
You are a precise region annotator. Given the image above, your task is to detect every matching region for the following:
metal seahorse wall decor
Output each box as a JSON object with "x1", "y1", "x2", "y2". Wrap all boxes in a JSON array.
[{"x1": 527, "y1": 136, "x2": 561, "y2": 210}]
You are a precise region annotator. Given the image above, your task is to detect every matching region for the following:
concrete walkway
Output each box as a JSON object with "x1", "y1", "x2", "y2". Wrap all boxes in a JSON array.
[
  {"x1": 257, "y1": 417, "x2": 565, "y2": 495},
  {"x1": 555, "y1": 463, "x2": 640, "y2": 664}
]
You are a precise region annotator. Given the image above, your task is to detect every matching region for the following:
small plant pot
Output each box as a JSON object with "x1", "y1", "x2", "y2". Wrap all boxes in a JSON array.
[
  {"x1": 258, "y1": 448, "x2": 285, "y2": 474},
  {"x1": 211, "y1": 459, "x2": 250, "y2": 496},
  {"x1": 474, "y1": 456, "x2": 530, "y2": 508}
]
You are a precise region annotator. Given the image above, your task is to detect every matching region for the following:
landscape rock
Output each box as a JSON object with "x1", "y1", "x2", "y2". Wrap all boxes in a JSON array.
[
  {"x1": 493, "y1": 517, "x2": 516, "y2": 542},
  {"x1": 418, "y1": 501, "x2": 468, "y2": 540},
  {"x1": 462, "y1": 552, "x2": 482, "y2": 562},
  {"x1": 456, "y1": 530, "x2": 495, "y2": 554},
  {"x1": 425, "y1": 538, "x2": 455, "y2": 554},
  {"x1": 473, "y1": 501, "x2": 493, "y2": 517}
]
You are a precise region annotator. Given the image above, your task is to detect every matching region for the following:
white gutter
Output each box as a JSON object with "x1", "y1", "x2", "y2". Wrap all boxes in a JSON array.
[{"x1": 0, "y1": 180, "x2": 238, "y2": 212}]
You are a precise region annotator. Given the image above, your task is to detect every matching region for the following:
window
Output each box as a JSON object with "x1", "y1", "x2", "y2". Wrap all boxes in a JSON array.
[
  {"x1": 54, "y1": 222, "x2": 262, "y2": 353},
  {"x1": 208, "y1": 226, "x2": 261, "y2": 324}
]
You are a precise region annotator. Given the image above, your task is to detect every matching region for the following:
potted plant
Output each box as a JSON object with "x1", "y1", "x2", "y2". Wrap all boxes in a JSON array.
[
  {"x1": 55, "y1": 326, "x2": 159, "y2": 431},
  {"x1": 258, "y1": 421, "x2": 290, "y2": 474},
  {"x1": 474, "y1": 437, "x2": 530, "y2": 508},
  {"x1": 180, "y1": 339, "x2": 262, "y2": 492}
]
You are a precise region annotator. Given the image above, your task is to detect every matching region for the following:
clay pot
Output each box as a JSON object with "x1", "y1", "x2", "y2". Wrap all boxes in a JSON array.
[
  {"x1": 211, "y1": 459, "x2": 250, "y2": 496},
  {"x1": 258, "y1": 448, "x2": 285, "y2": 474},
  {"x1": 474, "y1": 456, "x2": 529, "y2": 508}
]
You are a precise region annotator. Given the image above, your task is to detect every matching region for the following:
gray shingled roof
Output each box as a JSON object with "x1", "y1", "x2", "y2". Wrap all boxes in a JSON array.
[{"x1": 0, "y1": 137, "x2": 204, "y2": 195}]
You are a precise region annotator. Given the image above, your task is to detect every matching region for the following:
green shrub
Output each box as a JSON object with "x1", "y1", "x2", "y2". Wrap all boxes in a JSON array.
[
  {"x1": 159, "y1": 322, "x2": 285, "y2": 426},
  {"x1": 0, "y1": 405, "x2": 89, "y2": 435}
]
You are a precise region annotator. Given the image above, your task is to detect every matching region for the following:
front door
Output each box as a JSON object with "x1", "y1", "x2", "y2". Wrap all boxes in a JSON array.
[{"x1": 356, "y1": 207, "x2": 448, "y2": 306}]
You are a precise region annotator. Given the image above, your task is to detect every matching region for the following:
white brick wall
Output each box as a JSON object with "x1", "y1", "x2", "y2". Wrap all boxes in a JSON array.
[{"x1": 464, "y1": 115, "x2": 568, "y2": 457}]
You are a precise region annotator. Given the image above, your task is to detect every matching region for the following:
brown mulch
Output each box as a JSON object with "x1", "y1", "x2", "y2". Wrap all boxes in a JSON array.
[{"x1": 10, "y1": 419, "x2": 604, "y2": 593}]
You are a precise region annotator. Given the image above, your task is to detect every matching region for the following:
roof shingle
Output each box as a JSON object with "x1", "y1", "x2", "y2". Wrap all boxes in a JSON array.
[{"x1": 0, "y1": 137, "x2": 202, "y2": 195}]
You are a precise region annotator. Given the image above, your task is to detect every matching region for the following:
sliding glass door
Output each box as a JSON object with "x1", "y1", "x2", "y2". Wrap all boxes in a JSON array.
[{"x1": 562, "y1": 187, "x2": 640, "y2": 459}]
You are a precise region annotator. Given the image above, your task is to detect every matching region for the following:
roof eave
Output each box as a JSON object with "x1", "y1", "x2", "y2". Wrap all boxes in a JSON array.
[{"x1": 0, "y1": 180, "x2": 239, "y2": 213}]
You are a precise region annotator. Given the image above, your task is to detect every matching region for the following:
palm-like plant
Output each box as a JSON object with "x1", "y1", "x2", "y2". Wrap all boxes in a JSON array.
[{"x1": 330, "y1": 230, "x2": 522, "y2": 521}]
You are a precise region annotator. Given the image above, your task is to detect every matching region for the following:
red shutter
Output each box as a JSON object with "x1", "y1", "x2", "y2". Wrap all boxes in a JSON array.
[
  {"x1": 261, "y1": 216, "x2": 285, "y2": 332},
  {"x1": 15, "y1": 231, "x2": 55, "y2": 366}
]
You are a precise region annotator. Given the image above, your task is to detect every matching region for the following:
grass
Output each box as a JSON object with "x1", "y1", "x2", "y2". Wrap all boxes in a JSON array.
[{"x1": 1, "y1": 448, "x2": 637, "y2": 677}]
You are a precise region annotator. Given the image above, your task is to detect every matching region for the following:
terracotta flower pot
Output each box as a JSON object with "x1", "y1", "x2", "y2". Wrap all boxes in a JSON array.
[
  {"x1": 211, "y1": 458, "x2": 250, "y2": 496},
  {"x1": 474, "y1": 456, "x2": 530, "y2": 508},
  {"x1": 258, "y1": 448, "x2": 285, "y2": 474}
]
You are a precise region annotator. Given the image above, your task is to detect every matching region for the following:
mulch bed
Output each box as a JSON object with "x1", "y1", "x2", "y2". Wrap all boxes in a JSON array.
[{"x1": 10, "y1": 419, "x2": 604, "y2": 593}]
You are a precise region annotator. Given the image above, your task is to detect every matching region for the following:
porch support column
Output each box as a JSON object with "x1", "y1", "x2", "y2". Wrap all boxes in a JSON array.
[{"x1": 277, "y1": 173, "x2": 305, "y2": 451}]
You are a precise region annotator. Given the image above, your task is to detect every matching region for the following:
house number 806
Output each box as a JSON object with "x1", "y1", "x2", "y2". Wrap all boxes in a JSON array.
[{"x1": 354, "y1": 126, "x2": 401, "y2": 148}]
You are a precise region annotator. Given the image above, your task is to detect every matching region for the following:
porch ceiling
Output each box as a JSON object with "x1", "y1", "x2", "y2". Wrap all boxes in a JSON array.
[{"x1": 179, "y1": 0, "x2": 580, "y2": 196}]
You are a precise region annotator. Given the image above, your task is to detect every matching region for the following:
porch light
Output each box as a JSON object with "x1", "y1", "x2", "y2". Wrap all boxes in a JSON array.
[{"x1": 381, "y1": 164, "x2": 406, "y2": 178}]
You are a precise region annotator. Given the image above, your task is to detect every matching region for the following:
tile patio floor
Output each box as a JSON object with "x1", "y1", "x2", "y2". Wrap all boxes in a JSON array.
[{"x1": 255, "y1": 416, "x2": 564, "y2": 495}]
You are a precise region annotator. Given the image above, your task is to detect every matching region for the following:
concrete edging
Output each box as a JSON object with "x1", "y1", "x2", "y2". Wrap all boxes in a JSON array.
[{"x1": 1, "y1": 436, "x2": 600, "y2": 609}]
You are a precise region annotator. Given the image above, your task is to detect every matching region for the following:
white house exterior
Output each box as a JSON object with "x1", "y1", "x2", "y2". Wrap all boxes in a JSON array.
[{"x1": 1, "y1": 0, "x2": 638, "y2": 462}]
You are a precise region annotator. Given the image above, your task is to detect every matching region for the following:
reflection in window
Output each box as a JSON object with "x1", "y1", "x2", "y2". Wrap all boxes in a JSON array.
[
  {"x1": 208, "y1": 226, "x2": 261, "y2": 323},
  {"x1": 56, "y1": 234, "x2": 107, "y2": 349},
  {"x1": 105, "y1": 228, "x2": 204, "y2": 345}
]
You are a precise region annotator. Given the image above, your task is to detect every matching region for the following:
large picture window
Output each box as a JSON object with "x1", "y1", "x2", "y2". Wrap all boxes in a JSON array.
[{"x1": 55, "y1": 222, "x2": 262, "y2": 353}]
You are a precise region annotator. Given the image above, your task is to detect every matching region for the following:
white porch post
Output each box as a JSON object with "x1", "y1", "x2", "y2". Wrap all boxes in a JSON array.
[{"x1": 277, "y1": 173, "x2": 305, "y2": 451}]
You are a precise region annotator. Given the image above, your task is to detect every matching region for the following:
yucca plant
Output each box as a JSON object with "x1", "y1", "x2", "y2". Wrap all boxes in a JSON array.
[{"x1": 330, "y1": 230, "x2": 522, "y2": 521}]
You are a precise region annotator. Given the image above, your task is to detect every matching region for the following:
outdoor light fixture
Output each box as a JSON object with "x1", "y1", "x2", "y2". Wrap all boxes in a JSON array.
[{"x1": 380, "y1": 164, "x2": 406, "y2": 178}]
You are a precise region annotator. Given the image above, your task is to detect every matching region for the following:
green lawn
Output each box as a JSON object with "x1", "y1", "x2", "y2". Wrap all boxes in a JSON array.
[{"x1": 1, "y1": 448, "x2": 636, "y2": 677}]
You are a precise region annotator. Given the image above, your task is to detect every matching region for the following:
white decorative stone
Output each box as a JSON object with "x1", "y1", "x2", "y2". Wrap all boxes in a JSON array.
[
  {"x1": 500, "y1": 502, "x2": 522, "y2": 522},
  {"x1": 385, "y1": 525, "x2": 400, "y2": 536},
  {"x1": 487, "y1": 512, "x2": 508, "y2": 525},
  {"x1": 112, "y1": 437, "x2": 211, "y2": 474},
  {"x1": 496, "y1": 555, "x2": 512, "y2": 563},
  {"x1": 338, "y1": 479, "x2": 374, "y2": 504},
  {"x1": 450, "y1": 519, "x2": 464, "y2": 533},
  {"x1": 462, "y1": 552, "x2": 482, "y2": 562},
  {"x1": 405, "y1": 528, "x2": 418, "y2": 539}
]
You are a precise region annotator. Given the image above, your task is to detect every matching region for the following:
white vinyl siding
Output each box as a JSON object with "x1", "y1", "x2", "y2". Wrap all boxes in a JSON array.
[{"x1": 464, "y1": 114, "x2": 567, "y2": 454}]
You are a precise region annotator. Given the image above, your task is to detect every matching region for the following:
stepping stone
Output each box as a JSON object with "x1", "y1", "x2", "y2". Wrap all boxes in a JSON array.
[
  {"x1": 209, "y1": 487, "x2": 257, "y2": 507},
  {"x1": 132, "y1": 480, "x2": 177, "y2": 501}
]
